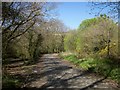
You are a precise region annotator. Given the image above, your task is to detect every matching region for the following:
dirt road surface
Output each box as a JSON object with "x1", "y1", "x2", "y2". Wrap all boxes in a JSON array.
[
  {"x1": 24, "y1": 54, "x2": 119, "y2": 89},
  {"x1": 7, "y1": 54, "x2": 119, "y2": 89}
]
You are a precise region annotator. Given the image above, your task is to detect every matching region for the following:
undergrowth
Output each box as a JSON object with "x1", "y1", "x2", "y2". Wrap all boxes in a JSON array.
[{"x1": 2, "y1": 74, "x2": 22, "y2": 88}]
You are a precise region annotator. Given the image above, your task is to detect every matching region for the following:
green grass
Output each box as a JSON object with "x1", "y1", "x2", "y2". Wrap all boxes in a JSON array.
[
  {"x1": 2, "y1": 74, "x2": 22, "y2": 88},
  {"x1": 60, "y1": 53, "x2": 120, "y2": 83}
]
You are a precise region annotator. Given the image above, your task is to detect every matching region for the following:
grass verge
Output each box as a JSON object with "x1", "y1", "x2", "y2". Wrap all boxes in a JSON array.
[{"x1": 59, "y1": 53, "x2": 120, "y2": 83}]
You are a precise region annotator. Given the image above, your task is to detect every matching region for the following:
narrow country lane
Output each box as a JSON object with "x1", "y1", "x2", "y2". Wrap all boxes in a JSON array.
[
  {"x1": 21, "y1": 53, "x2": 119, "y2": 89},
  {"x1": 3, "y1": 2, "x2": 120, "y2": 90}
]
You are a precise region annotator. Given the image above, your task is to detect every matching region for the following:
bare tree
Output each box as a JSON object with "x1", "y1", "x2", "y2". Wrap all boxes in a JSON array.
[
  {"x1": 2, "y1": 2, "x2": 56, "y2": 49},
  {"x1": 2, "y1": 2, "x2": 57, "y2": 59},
  {"x1": 38, "y1": 19, "x2": 67, "y2": 53},
  {"x1": 90, "y1": 1, "x2": 119, "y2": 19}
]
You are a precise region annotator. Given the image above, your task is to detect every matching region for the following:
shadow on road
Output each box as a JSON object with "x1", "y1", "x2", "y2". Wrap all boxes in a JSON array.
[
  {"x1": 40, "y1": 70, "x2": 91, "y2": 89},
  {"x1": 6, "y1": 54, "x2": 119, "y2": 89}
]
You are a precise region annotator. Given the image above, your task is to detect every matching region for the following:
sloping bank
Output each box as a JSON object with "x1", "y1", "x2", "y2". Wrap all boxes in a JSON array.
[{"x1": 59, "y1": 52, "x2": 120, "y2": 85}]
